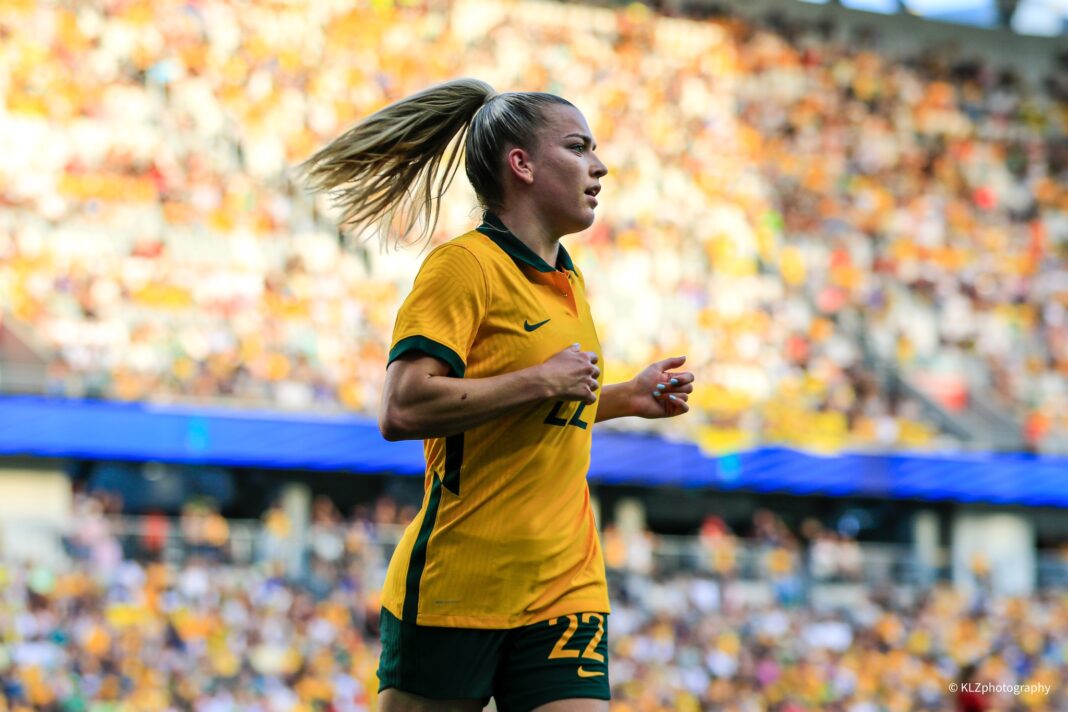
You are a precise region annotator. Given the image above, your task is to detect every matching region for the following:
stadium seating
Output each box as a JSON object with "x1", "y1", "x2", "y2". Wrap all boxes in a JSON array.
[
  {"x1": 0, "y1": 492, "x2": 1063, "y2": 711},
  {"x1": 1, "y1": 0, "x2": 1066, "y2": 450},
  {"x1": 1, "y1": 1, "x2": 1065, "y2": 452}
]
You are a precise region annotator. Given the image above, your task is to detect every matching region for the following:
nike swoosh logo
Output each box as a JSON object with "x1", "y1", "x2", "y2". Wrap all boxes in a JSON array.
[
  {"x1": 523, "y1": 318, "x2": 551, "y2": 332},
  {"x1": 577, "y1": 666, "x2": 604, "y2": 678}
]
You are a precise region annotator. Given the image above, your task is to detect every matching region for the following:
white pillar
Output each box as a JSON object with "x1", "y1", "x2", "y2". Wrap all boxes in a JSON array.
[
  {"x1": 281, "y1": 482, "x2": 311, "y2": 577},
  {"x1": 912, "y1": 510, "x2": 940, "y2": 586},
  {"x1": 0, "y1": 463, "x2": 71, "y2": 565},
  {"x1": 951, "y1": 511, "x2": 1035, "y2": 596},
  {"x1": 614, "y1": 498, "x2": 652, "y2": 575},
  {"x1": 614, "y1": 498, "x2": 646, "y2": 535}
]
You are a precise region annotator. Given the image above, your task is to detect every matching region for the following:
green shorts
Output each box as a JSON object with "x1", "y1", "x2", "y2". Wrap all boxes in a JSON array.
[{"x1": 377, "y1": 608, "x2": 611, "y2": 712}]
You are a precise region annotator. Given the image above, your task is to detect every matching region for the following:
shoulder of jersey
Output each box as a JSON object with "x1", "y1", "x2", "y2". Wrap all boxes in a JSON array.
[
  {"x1": 449, "y1": 229, "x2": 495, "y2": 254},
  {"x1": 436, "y1": 229, "x2": 507, "y2": 266}
]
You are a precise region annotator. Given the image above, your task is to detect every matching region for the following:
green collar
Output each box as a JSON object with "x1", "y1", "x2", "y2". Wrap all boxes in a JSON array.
[{"x1": 476, "y1": 212, "x2": 575, "y2": 273}]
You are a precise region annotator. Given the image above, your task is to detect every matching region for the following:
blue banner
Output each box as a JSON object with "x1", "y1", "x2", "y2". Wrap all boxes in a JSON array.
[{"x1": 0, "y1": 396, "x2": 1064, "y2": 506}]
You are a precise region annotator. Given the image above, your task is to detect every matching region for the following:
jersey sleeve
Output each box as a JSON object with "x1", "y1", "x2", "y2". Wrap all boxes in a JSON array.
[{"x1": 387, "y1": 244, "x2": 488, "y2": 377}]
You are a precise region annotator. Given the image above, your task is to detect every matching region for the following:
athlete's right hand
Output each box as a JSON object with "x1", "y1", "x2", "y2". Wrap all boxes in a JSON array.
[{"x1": 539, "y1": 344, "x2": 600, "y2": 404}]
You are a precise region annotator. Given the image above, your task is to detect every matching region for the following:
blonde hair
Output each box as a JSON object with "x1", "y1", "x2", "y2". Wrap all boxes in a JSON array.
[{"x1": 298, "y1": 78, "x2": 573, "y2": 249}]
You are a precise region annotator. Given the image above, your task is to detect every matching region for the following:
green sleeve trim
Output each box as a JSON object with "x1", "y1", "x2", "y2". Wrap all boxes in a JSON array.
[{"x1": 388, "y1": 336, "x2": 466, "y2": 378}]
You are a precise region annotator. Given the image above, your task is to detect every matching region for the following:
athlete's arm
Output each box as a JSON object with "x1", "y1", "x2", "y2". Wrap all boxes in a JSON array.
[
  {"x1": 595, "y1": 356, "x2": 694, "y2": 422},
  {"x1": 380, "y1": 344, "x2": 601, "y2": 441}
]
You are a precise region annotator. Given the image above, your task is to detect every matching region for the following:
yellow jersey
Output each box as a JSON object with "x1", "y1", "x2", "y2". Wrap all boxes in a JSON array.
[{"x1": 381, "y1": 212, "x2": 608, "y2": 629}]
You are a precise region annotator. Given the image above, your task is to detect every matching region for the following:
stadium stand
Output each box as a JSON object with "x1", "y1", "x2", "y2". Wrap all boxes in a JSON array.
[
  {"x1": 0, "y1": 492, "x2": 1063, "y2": 711},
  {"x1": 1, "y1": 0, "x2": 1065, "y2": 453}
]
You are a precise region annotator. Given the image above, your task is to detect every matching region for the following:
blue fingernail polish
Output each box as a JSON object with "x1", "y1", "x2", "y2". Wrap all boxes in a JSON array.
[
  {"x1": 669, "y1": 395, "x2": 678, "y2": 401},
  {"x1": 652, "y1": 391, "x2": 661, "y2": 398},
  {"x1": 670, "y1": 378, "x2": 679, "y2": 386},
  {"x1": 656, "y1": 383, "x2": 666, "y2": 391}
]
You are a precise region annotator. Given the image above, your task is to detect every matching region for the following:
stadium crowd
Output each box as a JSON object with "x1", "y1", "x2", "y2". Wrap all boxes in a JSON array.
[
  {"x1": 0, "y1": 492, "x2": 1064, "y2": 711},
  {"x1": 0, "y1": 0, "x2": 1066, "y2": 452}
]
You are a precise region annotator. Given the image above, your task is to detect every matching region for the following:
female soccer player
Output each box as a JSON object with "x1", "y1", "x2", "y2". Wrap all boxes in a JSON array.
[{"x1": 301, "y1": 79, "x2": 695, "y2": 712}]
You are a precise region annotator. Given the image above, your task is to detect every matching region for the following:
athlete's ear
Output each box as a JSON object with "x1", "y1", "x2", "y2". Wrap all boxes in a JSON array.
[{"x1": 504, "y1": 146, "x2": 535, "y2": 185}]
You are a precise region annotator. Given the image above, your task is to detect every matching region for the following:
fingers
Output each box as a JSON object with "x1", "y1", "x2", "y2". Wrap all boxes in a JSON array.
[
  {"x1": 660, "y1": 371, "x2": 694, "y2": 394},
  {"x1": 656, "y1": 381, "x2": 693, "y2": 395},
  {"x1": 662, "y1": 371, "x2": 695, "y2": 386},
  {"x1": 667, "y1": 397, "x2": 689, "y2": 414},
  {"x1": 568, "y1": 352, "x2": 600, "y2": 400},
  {"x1": 653, "y1": 371, "x2": 694, "y2": 395},
  {"x1": 651, "y1": 387, "x2": 690, "y2": 416},
  {"x1": 662, "y1": 391, "x2": 688, "y2": 413},
  {"x1": 582, "y1": 350, "x2": 599, "y2": 384},
  {"x1": 545, "y1": 346, "x2": 601, "y2": 401},
  {"x1": 656, "y1": 355, "x2": 687, "y2": 371}
]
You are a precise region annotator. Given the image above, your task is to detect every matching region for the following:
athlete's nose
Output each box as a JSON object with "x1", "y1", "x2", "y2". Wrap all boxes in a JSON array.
[{"x1": 591, "y1": 153, "x2": 607, "y2": 179}]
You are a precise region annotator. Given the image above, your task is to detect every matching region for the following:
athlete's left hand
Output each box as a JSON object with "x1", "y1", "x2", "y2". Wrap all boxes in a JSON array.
[{"x1": 629, "y1": 356, "x2": 694, "y2": 419}]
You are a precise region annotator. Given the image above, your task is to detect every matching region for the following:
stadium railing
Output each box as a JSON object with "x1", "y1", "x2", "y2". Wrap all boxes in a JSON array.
[{"x1": 11, "y1": 515, "x2": 1066, "y2": 598}]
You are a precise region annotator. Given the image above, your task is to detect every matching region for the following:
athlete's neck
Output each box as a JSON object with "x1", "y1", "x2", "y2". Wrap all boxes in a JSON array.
[{"x1": 494, "y1": 206, "x2": 560, "y2": 268}]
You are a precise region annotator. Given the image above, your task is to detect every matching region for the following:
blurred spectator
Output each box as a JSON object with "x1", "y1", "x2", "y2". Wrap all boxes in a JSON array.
[
  {"x1": 140, "y1": 508, "x2": 170, "y2": 562},
  {"x1": 259, "y1": 500, "x2": 292, "y2": 566}
]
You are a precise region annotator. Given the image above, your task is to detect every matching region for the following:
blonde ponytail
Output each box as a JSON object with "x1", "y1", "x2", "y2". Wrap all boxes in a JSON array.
[
  {"x1": 298, "y1": 78, "x2": 496, "y2": 249},
  {"x1": 300, "y1": 78, "x2": 574, "y2": 249}
]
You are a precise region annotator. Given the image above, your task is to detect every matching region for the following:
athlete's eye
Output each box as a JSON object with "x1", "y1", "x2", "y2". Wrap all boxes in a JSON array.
[{"x1": 571, "y1": 144, "x2": 586, "y2": 153}]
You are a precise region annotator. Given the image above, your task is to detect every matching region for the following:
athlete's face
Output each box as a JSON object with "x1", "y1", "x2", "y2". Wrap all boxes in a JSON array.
[{"x1": 529, "y1": 104, "x2": 607, "y2": 237}]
